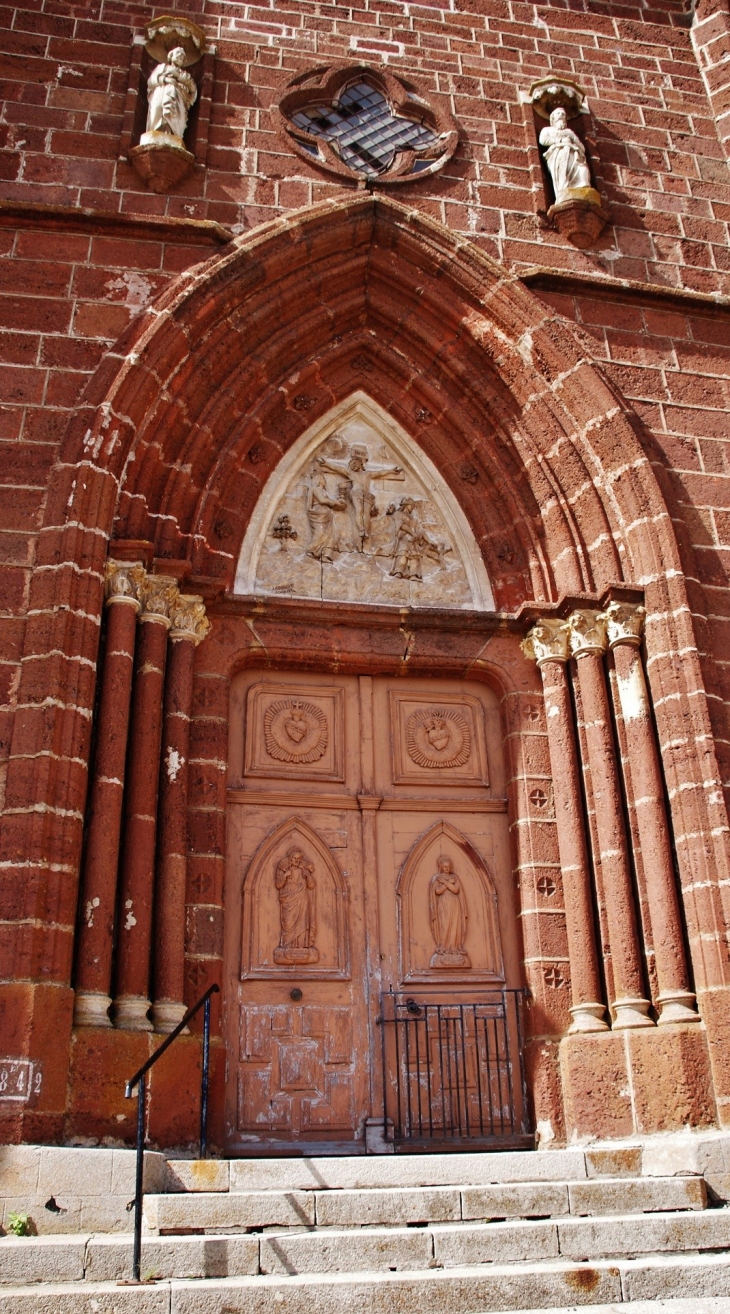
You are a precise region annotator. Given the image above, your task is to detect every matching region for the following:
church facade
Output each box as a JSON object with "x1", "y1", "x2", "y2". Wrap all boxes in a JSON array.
[{"x1": 1, "y1": 0, "x2": 730, "y2": 1155}]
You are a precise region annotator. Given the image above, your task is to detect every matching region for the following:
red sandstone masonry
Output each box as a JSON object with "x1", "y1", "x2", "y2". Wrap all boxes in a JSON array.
[{"x1": 0, "y1": 0, "x2": 729, "y2": 1145}]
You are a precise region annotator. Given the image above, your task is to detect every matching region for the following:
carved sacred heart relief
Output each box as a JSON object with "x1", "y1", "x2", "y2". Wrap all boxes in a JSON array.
[
  {"x1": 406, "y1": 707, "x2": 471, "y2": 769},
  {"x1": 264, "y1": 698, "x2": 328, "y2": 764}
]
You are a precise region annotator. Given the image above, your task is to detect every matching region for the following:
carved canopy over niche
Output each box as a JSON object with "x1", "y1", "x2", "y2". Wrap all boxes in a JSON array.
[
  {"x1": 235, "y1": 394, "x2": 494, "y2": 611},
  {"x1": 396, "y1": 822, "x2": 504, "y2": 985}
]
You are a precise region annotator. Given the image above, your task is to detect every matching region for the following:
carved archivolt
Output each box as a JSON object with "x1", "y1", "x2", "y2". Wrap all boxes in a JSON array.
[
  {"x1": 264, "y1": 699, "x2": 328, "y2": 764},
  {"x1": 406, "y1": 706, "x2": 471, "y2": 769}
]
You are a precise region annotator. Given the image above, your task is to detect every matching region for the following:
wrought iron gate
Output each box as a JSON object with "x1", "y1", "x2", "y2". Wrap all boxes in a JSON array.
[{"x1": 379, "y1": 990, "x2": 532, "y2": 1151}]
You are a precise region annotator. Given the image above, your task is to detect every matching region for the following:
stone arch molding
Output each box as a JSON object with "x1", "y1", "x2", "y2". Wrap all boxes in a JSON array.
[
  {"x1": 396, "y1": 821, "x2": 504, "y2": 984},
  {"x1": 235, "y1": 392, "x2": 495, "y2": 610}
]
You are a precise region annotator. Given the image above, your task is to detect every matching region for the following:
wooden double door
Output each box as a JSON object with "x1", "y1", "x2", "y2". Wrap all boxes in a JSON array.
[{"x1": 224, "y1": 671, "x2": 521, "y2": 1154}]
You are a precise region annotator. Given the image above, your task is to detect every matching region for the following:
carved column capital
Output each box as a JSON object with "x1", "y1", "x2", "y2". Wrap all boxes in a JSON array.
[
  {"x1": 603, "y1": 600, "x2": 646, "y2": 650},
  {"x1": 567, "y1": 609, "x2": 608, "y2": 659},
  {"x1": 521, "y1": 618, "x2": 570, "y2": 666},
  {"x1": 169, "y1": 593, "x2": 211, "y2": 644},
  {"x1": 104, "y1": 559, "x2": 145, "y2": 611},
  {"x1": 138, "y1": 575, "x2": 179, "y2": 627}
]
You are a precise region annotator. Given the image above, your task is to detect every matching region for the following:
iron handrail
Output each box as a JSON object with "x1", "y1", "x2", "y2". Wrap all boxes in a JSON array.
[{"x1": 123, "y1": 982, "x2": 219, "y2": 1282}]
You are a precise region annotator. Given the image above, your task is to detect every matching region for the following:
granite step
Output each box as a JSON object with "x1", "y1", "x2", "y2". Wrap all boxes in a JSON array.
[
  {"x1": 3, "y1": 1207, "x2": 728, "y2": 1283},
  {"x1": 143, "y1": 1175, "x2": 706, "y2": 1234},
  {"x1": 3, "y1": 1253, "x2": 730, "y2": 1312}
]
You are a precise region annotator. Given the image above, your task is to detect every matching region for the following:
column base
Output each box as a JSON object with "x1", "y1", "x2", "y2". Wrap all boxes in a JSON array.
[
  {"x1": 612, "y1": 997, "x2": 654, "y2": 1030},
  {"x1": 112, "y1": 995, "x2": 153, "y2": 1031},
  {"x1": 73, "y1": 991, "x2": 113, "y2": 1028},
  {"x1": 657, "y1": 990, "x2": 701, "y2": 1026},
  {"x1": 151, "y1": 1000, "x2": 188, "y2": 1034},
  {"x1": 568, "y1": 1002, "x2": 609, "y2": 1033}
]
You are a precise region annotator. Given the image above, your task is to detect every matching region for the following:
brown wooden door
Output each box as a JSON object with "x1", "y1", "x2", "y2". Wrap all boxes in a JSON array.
[{"x1": 224, "y1": 671, "x2": 519, "y2": 1154}]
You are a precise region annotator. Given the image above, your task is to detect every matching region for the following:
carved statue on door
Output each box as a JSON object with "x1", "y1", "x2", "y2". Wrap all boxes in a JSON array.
[
  {"x1": 429, "y1": 856, "x2": 471, "y2": 968},
  {"x1": 274, "y1": 848, "x2": 320, "y2": 965}
]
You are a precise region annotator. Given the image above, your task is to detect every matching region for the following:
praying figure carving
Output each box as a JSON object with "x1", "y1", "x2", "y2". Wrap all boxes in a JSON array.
[
  {"x1": 388, "y1": 496, "x2": 449, "y2": 581},
  {"x1": 315, "y1": 439, "x2": 404, "y2": 551},
  {"x1": 429, "y1": 856, "x2": 471, "y2": 969},
  {"x1": 305, "y1": 466, "x2": 347, "y2": 562},
  {"x1": 273, "y1": 848, "x2": 320, "y2": 965},
  {"x1": 142, "y1": 46, "x2": 197, "y2": 147},
  {"x1": 539, "y1": 107, "x2": 592, "y2": 204}
]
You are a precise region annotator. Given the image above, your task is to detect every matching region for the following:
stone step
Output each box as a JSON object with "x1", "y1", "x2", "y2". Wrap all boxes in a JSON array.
[
  {"x1": 3, "y1": 1253, "x2": 730, "y2": 1312},
  {"x1": 144, "y1": 1175, "x2": 706, "y2": 1234},
  {"x1": 2, "y1": 1209, "x2": 729, "y2": 1283},
  {"x1": 166, "y1": 1148, "x2": 590, "y2": 1194}
]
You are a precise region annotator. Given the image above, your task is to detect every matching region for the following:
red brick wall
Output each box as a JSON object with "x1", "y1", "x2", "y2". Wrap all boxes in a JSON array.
[{"x1": 1, "y1": 0, "x2": 730, "y2": 1146}]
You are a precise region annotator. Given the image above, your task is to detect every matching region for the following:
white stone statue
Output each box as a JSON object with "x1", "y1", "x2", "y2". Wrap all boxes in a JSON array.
[
  {"x1": 142, "y1": 46, "x2": 197, "y2": 147},
  {"x1": 539, "y1": 107, "x2": 592, "y2": 203}
]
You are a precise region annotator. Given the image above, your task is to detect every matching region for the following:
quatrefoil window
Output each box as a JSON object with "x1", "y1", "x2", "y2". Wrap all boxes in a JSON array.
[{"x1": 277, "y1": 63, "x2": 458, "y2": 186}]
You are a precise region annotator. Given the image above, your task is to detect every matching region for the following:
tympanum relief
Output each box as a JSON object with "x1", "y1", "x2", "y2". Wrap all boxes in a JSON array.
[
  {"x1": 252, "y1": 421, "x2": 473, "y2": 609},
  {"x1": 245, "y1": 684, "x2": 344, "y2": 781}
]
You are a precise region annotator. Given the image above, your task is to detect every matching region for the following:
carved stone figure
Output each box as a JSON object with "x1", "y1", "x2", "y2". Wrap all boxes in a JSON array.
[
  {"x1": 387, "y1": 497, "x2": 448, "y2": 580},
  {"x1": 305, "y1": 467, "x2": 347, "y2": 561},
  {"x1": 142, "y1": 46, "x2": 197, "y2": 147},
  {"x1": 316, "y1": 441, "x2": 404, "y2": 550},
  {"x1": 273, "y1": 848, "x2": 319, "y2": 965},
  {"x1": 429, "y1": 857, "x2": 470, "y2": 968},
  {"x1": 539, "y1": 107, "x2": 592, "y2": 203},
  {"x1": 406, "y1": 706, "x2": 471, "y2": 769},
  {"x1": 264, "y1": 698, "x2": 328, "y2": 764}
]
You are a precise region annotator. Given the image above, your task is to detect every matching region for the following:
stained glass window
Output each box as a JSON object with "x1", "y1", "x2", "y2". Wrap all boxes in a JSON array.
[{"x1": 290, "y1": 81, "x2": 440, "y2": 178}]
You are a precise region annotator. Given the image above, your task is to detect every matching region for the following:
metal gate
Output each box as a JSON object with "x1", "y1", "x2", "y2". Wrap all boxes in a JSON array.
[{"x1": 379, "y1": 990, "x2": 532, "y2": 1151}]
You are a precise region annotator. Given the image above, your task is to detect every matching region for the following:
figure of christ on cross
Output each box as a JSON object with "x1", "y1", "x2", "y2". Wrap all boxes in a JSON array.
[{"x1": 316, "y1": 442, "x2": 405, "y2": 552}]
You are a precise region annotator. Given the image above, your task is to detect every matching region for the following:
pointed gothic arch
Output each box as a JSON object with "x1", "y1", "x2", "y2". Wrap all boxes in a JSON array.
[{"x1": 6, "y1": 191, "x2": 729, "y2": 1040}]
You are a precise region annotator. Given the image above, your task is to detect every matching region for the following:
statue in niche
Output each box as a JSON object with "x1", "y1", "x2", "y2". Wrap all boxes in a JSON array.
[
  {"x1": 273, "y1": 848, "x2": 320, "y2": 965},
  {"x1": 429, "y1": 856, "x2": 471, "y2": 968},
  {"x1": 316, "y1": 440, "x2": 404, "y2": 551},
  {"x1": 305, "y1": 467, "x2": 347, "y2": 562},
  {"x1": 539, "y1": 107, "x2": 592, "y2": 203},
  {"x1": 388, "y1": 497, "x2": 449, "y2": 580},
  {"x1": 142, "y1": 46, "x2": 197, "y2": 147}
]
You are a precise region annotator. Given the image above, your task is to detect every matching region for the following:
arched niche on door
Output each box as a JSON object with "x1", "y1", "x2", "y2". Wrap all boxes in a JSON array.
[
  {"x1": 396, "y1": 821, "x2": 504, "y2": 985},
  {"x1": 241, "y1": 817, "x2": 350, "y2": 980}
]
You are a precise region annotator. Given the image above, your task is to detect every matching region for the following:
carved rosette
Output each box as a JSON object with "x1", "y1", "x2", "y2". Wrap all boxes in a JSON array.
[
  {"x1": 603, "y1": 601, "x2": 646, "y2": 650},
  {"x1": 169, "y1": 593, "x2": 211, "y2": 644},
  {"x1": 264, "y1": 698, "x2": 329, "y2": 764},
  {"x1": 567, "y1": 609, "x2": 608, "y2": 659},
  {"x1": 138, "y1": 575, "x2": 179, "y2": 627},
  {"x1": 406, "y1": 707, "x2": 471, "y2": 769},
  {"x1": 521, "y1": 618, "x2": 570, "y2": 666},
  {"x1": 104, "y1": 559, "x2": 145, "y2": 610}
]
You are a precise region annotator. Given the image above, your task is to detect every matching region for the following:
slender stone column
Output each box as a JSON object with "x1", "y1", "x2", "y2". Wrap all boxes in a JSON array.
[
  {"x1": 604, "y1": 601, "x2": 699, "y2": 1026},
  {"x1": 74, "y1": 561, "x2": 145, "y2": 1028},
  {"x1": 151, "y1": 595, "x2": 211, "y2": 1033},
  {"x1": 522, "y1": 619, "x2": 608, "y2": 1034},
  {"x1": 568, "y1": 609, "x2": 653, "y2": 1030},
  {"x1": 113, "y1": 576, "x2": 179, "y2": 1031}
]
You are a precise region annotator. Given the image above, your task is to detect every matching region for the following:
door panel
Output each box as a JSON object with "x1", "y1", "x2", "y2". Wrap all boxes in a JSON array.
[{"x1": 225, "y1": 669, "x2": 520, "y2": 1154}]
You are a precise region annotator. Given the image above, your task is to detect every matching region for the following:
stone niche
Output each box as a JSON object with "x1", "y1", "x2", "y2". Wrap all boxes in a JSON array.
[
  {"x1": 235, "y1": 392, "x2": 495, "y2": 611},
  {"x1": 530, "y1": 76, "x2": 608, "y2": 249},
  {"x1": 122, "y1": 16, "x2": 212, "y2": 193}
]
